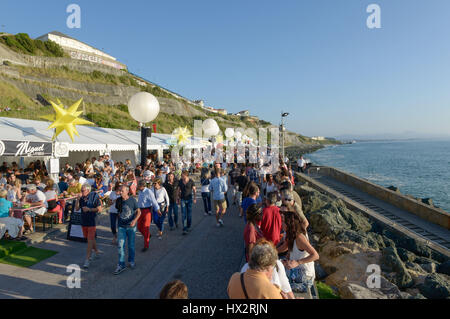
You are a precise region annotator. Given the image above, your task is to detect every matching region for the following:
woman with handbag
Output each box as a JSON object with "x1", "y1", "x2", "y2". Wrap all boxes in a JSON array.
[{"x1": 151, "y1": 178, "x2": 170, "y2": 240}]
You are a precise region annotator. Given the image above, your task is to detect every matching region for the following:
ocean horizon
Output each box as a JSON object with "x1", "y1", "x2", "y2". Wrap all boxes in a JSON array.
[{"x1": 306, "y1": 138, "x2": 450, "y2": 213}]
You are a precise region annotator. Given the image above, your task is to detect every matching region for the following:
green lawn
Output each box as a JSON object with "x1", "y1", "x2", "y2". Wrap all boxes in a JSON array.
[{"x1": 0, "y1": 239, "x2": 57, "y2": 268}]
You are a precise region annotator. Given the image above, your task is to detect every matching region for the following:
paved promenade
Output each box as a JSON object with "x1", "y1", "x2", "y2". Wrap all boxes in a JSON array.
[{"x1": 0, "y1": 191, "x2": 246, "y2": 299}]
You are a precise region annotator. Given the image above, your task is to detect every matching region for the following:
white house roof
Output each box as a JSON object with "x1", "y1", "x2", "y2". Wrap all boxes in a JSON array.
[{"x1": 0, "y1": 117, "x2": 209, "y2": 153}]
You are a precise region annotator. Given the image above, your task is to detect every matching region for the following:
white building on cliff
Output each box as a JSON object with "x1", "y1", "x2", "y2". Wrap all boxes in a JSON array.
[{"x1": 36, "y1": 31, "x2": 126, "y2": 70}]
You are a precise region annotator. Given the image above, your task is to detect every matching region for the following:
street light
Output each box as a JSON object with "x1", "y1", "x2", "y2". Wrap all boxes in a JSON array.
[
  {"x1": 281, "y1": 111, "x2": 289, "y2": 162},
  {"x1": 128, "y1": 92, "x2": 160, "y2": 167}
]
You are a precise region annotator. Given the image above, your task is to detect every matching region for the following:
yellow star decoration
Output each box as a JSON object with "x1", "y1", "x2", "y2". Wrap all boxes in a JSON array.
[
  {"x1": 40, "y1": 98, "x2": 94, "y2": 142},
  {"x1": 172, "y1": 127, "x2": 192, "y2": 145}
]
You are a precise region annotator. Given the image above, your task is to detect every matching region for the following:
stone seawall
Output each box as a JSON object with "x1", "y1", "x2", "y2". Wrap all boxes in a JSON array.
[{"x1": 317, "y1": 166, "x2": 450, "y2": 229}]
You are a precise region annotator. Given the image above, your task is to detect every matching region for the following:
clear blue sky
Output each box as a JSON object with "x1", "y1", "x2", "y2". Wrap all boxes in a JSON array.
[{"x1": 1, "y1": 0, "x2": 450, "y2": 138}]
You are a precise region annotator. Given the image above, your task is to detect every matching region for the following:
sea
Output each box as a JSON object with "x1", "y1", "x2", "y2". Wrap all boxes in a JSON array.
[{"x1": 305, "y1": 139, "x2": 450, "y2": 213}]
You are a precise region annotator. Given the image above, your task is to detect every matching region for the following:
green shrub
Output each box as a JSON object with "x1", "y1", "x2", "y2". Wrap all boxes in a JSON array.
[
  {"x1": 316, "y1": 281, "x2": 340, "y2": 299},
  {"x1": 0, "y1": 34, "x2": 65, "y2": 57}
]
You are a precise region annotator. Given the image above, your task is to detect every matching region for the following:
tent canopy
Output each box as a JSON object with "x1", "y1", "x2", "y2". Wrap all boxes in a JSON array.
[{"x1": 0, "y1": 117, "x2": 210, "y2": 153}]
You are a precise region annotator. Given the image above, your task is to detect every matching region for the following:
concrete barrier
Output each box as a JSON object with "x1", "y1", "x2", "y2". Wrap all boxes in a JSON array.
[{"x1": 307, "y1": 166, "x2": 450, "y2": 230}]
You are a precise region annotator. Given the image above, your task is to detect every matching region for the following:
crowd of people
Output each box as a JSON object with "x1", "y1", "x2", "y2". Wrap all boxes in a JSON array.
[{"x1": 0, "y1": 151, "x2": 317, "y2": 298}]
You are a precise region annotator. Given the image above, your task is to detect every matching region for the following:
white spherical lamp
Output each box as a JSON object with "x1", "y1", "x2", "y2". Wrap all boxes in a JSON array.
[
  {"x1": 234, "y1": 131, "x2": 242, "y2": 140},
  {"x1": 128, "y1": 92, "x2": 160, "y2": 123},
  {"x1": 225, "y1": 128, "x2": 235, "y2": 139},
  {"x1": 203, "y1": 118, "x2": 220, "y2": 137}
]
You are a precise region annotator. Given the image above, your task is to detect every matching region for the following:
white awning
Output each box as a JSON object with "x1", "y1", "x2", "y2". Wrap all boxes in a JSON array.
[{"x1": 0, "y1": 117, "x2": 210, "y2": 154}]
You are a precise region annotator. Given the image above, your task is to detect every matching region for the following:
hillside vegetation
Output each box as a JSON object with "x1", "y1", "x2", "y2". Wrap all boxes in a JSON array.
[
  {"x1": 0, "y1": 33, "x2": 67, "y2": 58},
  {"x1": 0, "y1": 33, "x2": 337, "y2": 145}
]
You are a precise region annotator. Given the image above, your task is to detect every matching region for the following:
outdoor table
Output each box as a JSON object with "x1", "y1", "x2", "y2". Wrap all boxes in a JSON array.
[{"x1": 12, "y1": 204, "x2": 45, "y2": 231}]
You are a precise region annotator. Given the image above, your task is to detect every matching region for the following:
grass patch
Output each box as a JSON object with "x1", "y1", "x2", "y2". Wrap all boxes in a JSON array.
[
  {"x1": 0, "y1": 239, "x2": 57, "y2": 268},
  {"x1": 316, "y1": 281, "x2": 340, "y2": 299}
]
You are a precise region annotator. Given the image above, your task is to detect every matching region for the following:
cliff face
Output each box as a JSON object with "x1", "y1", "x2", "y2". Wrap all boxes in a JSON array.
[{"x1": 0, "y1": 41, "x2": 331, "y2": 143}]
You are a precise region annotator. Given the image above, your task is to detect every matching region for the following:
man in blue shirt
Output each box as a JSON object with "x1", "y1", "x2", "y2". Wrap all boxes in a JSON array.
[
  {"x1": 137, "y1": 179, "x2": 160, "y2": 252},
  {"x1": 115, "y1": 185, "x2": 141, "y2": 275},
  {"x1": 209, "y1": 168, "x2": 228, "y2": 227}
]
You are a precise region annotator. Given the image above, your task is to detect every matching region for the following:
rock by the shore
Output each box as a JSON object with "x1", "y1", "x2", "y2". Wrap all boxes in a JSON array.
[
  {"x1": 419, "y1": 273, "x2": 450, "y2": 299},
  {"x1": 314, "y1": 262, "x2": 328, "y2": 280},
  {"x1": 421, "y1": 198, "x2": 433, "y2": 206},
  {"x1": 397, "y1": 247, "x2": 417, "y2": 263},
  {"x1": 339, "y1": 283, "x2": 388, "y2": 299},
  {"x1": 295, "y1": 185, "x2": 450, "y2": 299},
  {"x1": 381, "y1": 247, "x2": 414, "y2": 289},
  {"x1": 308, "y1": 202, "x2": 351, "y2": 235},
  {"x1": 387, "y1": 186, "x2": 400, "y2": 193},
  {"x1": 437, "y1": 260, "x2": 450, "y2": 276},
  {"x1": 420, "y1": 262, "x2": 437, "y2": 274}
]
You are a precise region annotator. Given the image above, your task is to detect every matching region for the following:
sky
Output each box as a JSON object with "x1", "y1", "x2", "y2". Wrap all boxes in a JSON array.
[{"x1": 1, "y1": 0, "x2": 450, "y2": 138}]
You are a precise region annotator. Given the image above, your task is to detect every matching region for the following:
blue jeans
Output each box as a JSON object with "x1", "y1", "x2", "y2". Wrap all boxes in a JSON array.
[
  {"x1": 167, "y1": 203, "x2": 178, "y2": 228},
  {"x1": 202, "y1": 192, "x2": 211, "y2": 213},
  {"x1": 181, "y1": 198, "x2": 193, "y2": 231},
  {"x1": 153, "y1": 209, "x2": 167, "y2": 233},
  {"x1": 118, "y1": 226, "x2": 136, "y2": 267}
]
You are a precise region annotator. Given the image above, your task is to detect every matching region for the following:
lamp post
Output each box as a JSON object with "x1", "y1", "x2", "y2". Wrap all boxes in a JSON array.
[
  {"x1": 281, "y1": 111, "x2": 289, "y2": 162},
  {"x1": 128, "y1": 92, "x2": 160, "y2": 167}
]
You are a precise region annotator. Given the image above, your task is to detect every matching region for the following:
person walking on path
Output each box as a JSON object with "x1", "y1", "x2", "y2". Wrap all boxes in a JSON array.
[
  {"x1": 240, "y1": 182, "x2": 261, "y2": 222},
  {"x1": 114, "y1": 185, "x2": 141, "y2": 275},
  {"x1": 137, "y1": 179, "x2": 160, "y2": 252},
  {"x1": 261, "y1": 192, "x2": 282, "y2": 246},
  {"x1": 163, "y1": 172, "x2": 179, "y2": 231},
  {"x1": 108, "y1": 183, "x2": 121, "y2": 245},
  {"x1": 200, "y1": 170, "x2": 212, "y2": 216},
  {"x1": 151, "y1": 178, "x2": 170, "y2": 240},
  {"x1": 209, "y1": 167, "x2": 228, "y2": 227},
  {"x1": 178, "y1": 171, "x2": 196, "y2": 235},
  {"x1": 235, "y1": 168, "x2": 249, "y2": 209},
  {"x1": 228, "y1": 163, "x2": 240, "y2": 205},
  {"x1": 75, "y1": 183, "x2": 102, "y2": 269}
]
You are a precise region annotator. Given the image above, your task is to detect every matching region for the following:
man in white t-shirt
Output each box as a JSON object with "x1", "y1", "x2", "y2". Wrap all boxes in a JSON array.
[
  {"x1": 24, "y1": 184, "x2": 47, "y2": 232},
  {"x1": 297, "y1": 156, "x2": 307, "y2": 173}
]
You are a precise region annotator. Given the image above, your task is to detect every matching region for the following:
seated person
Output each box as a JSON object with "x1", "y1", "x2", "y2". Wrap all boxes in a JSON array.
[
  {"x1": 67, "y1": 178, "x2": 82, "y2": 196},
  {"x1": 24, "y1": 184, "x2": 47, "y2": 227},
  {"x1": 16, "y1": 169, "x2": 30, "y2": 184},
  {"x1": 0, "y1": 189, "x2": 26, "y2": 240},
  {"x1": 58, "y1": 176, "x2": 69, "y2": 194},
  {"x1": 44, "y1": 179, "x2": 63, "y2": 224}
]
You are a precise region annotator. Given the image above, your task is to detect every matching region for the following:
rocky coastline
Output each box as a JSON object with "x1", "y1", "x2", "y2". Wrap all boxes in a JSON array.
[{"x1": 294, "y1": 183, "x2": 450, "y2": 299}]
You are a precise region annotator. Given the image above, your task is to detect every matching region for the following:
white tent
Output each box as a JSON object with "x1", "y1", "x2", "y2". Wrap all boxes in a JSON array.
[{"x1": 0, "y1": 117, "x2": 210, "y2": 168}]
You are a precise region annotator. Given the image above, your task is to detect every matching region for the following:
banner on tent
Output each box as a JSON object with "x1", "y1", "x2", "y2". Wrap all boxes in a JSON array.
[{"x1": 0, "y1": 140, "x2": 53, "y2": 157}]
